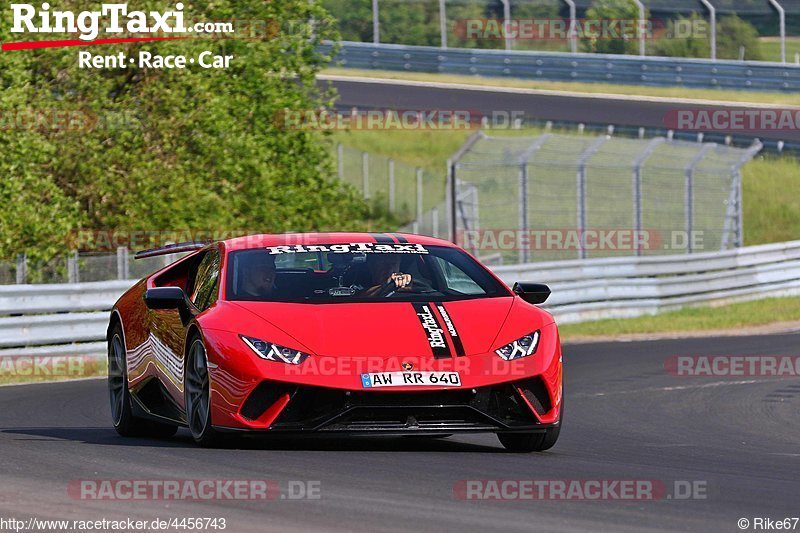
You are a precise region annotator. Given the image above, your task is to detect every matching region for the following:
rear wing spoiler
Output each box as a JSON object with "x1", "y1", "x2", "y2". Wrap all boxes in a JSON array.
[{"x1": 134, "y1": 241, "x2": 209, "y2": 260}]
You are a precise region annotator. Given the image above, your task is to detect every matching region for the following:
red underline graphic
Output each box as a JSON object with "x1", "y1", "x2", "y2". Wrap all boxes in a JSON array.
[{"x1": 2, "y1": 36, "x2": 189, "y2": 51}]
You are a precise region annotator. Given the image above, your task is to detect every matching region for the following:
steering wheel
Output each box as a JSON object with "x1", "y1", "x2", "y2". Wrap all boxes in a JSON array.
[{"x1": 379, "y1": 278, "x2": 434, "y2": 298}]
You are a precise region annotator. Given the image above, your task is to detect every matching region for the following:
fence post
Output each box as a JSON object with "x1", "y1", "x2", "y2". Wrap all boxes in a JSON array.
[
  {"x1": 388, "y1": 159, "x2": 395, "y2": 212},
  {"x1": 447, "y1": 130, "x2": 486, "y2": 243},
  {"x1": 500, "y1": 0, "x2": 512, "y2": 50},
  {"x1": 15, "y1": 253, "x2": 27, "y2": 284},
  {"x1": 632, "y1": 0, "x2": 646, "y2": 56},
  {"x1": 517, "y1": 134, "x2": 553, "y2": 264},
  {"x1": 576, "y1": 136, "x2": 609, "y2": 259},
  {"x1": 700, "y1": 0, "x2": 716, "y2": 60},
  {"x1": 632, "y1": 137, "x2": 665, "y2": 256},
  {"x1": 564, "y1": 0, "x2": 577, "y2": 53},
  {"x1": 684, "y1": 143, "x2": 714, "y2": 254},
  {"x1": 416, "y1": 168, "x2": 423, "y2": 233},
  {"x1": 767, "y1": 0, "x2": 786, "y2": 63},
  {"x1": 432, "y1": 207, "x2": 439, "y2": 238},
  {"x1": 336, "y1": 143, "x2": 344, "y2": 180},
  {"x1": 362, "y1": 152, "x2": 370, "y2": 200},
  {"x1": 67, "y1": 251, "x2": 79, "y2": 284},
  {"x1": 446, "y1": 159, "x2": 454, "y2": 243},
  {"x1": 729, "y1": 140, "x2": 763, "y2": 248},
  {"x1": 117, "y1": 246, "x2": 130, "y2": 280}
]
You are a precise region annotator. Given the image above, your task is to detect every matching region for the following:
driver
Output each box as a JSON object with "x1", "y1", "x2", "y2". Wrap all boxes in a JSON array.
[
  {"x1": 238, "y1": 251, "x2": 277, "y2": 298},
  {"x1": 362, "y1": 254, "x2": 412, "y2": 297}
]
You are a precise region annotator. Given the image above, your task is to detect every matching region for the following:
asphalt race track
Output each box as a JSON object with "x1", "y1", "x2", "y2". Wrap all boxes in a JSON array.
[
  {"x1": 1, "y1": 333, "x2": 799, "y2": 532},
  {"x1": 327, "y1": 77, "x2": 800, "y2": 145}
]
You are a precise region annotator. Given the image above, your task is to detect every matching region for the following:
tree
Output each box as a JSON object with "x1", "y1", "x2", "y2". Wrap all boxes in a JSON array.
[
  {"x1": 0, "y1": 0, "x2": 387, "y2": 261},
  {"x1": 717, "y1": 14, "x2": 763, "y2": 60},
  {"x1": 650, "y1": 13, "x2": 711, "y2": 59},
  {"x1": 581, "y1": 0, "x2": 647, "y2": 55}
]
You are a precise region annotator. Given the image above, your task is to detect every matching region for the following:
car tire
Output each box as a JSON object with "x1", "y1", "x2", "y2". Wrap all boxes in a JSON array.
[
  {"x1": 497, "y1": 388, "x2": 563, "y2": 453},
  {"x1": 185, "y1": 334, "x2": 223, "y2": 447},
  {"x1": 108, "y1": 324, "x2": 178, "y2": 439}
]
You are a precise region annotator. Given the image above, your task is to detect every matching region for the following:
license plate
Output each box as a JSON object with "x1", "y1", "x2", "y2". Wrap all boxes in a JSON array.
[{"x1": 360, "y1": 371, "x2": 462, "y2": 388}]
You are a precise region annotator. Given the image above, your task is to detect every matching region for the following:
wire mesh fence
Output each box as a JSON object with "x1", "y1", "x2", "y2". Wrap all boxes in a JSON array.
[
  {"x1": 335, "y1": 143, "x2": 446, "y2": 229},
  {"x1": 409, "y1": 130, "x2": 761, "y2": 264},
  {"x1": 0, "y1": 249, "x2": 183, "y2": 285}
]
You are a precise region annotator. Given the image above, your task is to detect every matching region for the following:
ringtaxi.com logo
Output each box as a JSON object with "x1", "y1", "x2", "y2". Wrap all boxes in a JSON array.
[{"x1": 11, "y1": 3, "x2": 196, "y2": 42}]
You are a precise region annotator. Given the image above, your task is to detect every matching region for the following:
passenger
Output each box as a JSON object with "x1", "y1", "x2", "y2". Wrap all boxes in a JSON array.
[
  {"x1": 362, "y1": 254, "x2": 411, "y2": 296},
  {"x1": 237, "y1": 252, "x2": 277, "y2": 298}
]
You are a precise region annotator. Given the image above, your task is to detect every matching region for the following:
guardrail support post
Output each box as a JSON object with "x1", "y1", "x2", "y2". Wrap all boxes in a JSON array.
[
  {"x1": 438, "y1": 0, "x2": 447, "y2": 49},
  {"x1": 15, "y1": 253, "x2": 27, "y2": 284},
  {"x1": 116, "y1": 247, "x2": 130, "y2": 280},
  {"x1": 67, "y1": 251, "x2": 79, "y2": 284},
  {"x1": 372, "y1": 0, "x2": 380, "y2": 44}
]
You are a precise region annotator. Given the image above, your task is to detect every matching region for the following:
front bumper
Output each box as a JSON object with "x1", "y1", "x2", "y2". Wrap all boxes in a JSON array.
[
  {"x1": 216, "y1": 377, "x2": 560, "y2": 434},
  {"x1": 203, "y1": 323, "x2": 562, "y2": 433}
]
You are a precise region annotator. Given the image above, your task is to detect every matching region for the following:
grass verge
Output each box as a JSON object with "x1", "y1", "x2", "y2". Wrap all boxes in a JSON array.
[{"x1": 559, "y1": 296, "x2": 800, "y2": 340}]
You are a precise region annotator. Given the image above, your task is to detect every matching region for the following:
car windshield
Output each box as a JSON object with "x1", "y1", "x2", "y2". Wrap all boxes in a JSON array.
[{"x1": 225, "y1": 243, "x2": 509, "y2": 303}]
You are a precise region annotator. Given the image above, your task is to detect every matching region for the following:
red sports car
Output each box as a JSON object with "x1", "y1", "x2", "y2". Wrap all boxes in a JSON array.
[{"x1": 107, "y1": 232, "x2": 563, "y2": 451}]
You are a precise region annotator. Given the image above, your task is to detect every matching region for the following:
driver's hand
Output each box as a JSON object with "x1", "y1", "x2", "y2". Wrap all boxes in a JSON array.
[{"x1": 388, "y1": 272, "x2": 411, "y2": 289}]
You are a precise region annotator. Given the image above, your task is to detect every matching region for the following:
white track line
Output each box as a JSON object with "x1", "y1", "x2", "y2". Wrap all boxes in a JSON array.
[{"x1": 319, "y1": 73, "x2": 799, "y2": 110}]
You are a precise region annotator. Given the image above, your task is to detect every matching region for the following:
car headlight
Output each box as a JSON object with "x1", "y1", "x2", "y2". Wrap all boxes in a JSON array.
[
  {"x1": 495, "y1": 330, "x2": 540, "y2": 361},
  {"x1": 240, "y1": 335, "x2": 311, "y2": 365}
]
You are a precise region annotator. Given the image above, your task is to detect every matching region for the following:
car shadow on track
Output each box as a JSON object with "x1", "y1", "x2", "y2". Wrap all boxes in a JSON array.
[{"x1": 1, "y1": 427, "x2": 506, "y2": 453}]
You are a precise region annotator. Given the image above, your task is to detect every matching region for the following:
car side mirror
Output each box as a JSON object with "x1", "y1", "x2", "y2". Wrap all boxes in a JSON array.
[
  {"x1": 513, "y1": 282, "x2": 550, "y2": 305},
  {"x1": 144, "y1": 287, "x2": 189, "y2": 310}
]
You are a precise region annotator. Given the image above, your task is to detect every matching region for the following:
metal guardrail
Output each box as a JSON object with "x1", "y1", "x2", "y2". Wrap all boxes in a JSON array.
[
  {"x1": 325, "y1": 41, "x2": 800, "y2": 92},
  {"x1": 493, "y1": 239, "x2": 800, "y2": 323},
  {"x1": 1, "y1": 240, "x2": 799, "y2": 358}
]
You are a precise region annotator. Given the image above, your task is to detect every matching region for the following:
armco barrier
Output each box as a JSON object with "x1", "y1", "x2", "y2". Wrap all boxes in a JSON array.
[
  {"x1": 1, "y1": 240, "x2": 800, "y2": 359},
  {"x1": 324, "y1": 41, "x2": 800, "y2": 92}
]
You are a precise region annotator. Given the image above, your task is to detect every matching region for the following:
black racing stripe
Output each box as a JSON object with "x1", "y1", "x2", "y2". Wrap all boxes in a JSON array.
[
  {"x1": 436, "y1": 304, "x2": 466, "y2": 357},
  {"x1": 411, "y1": 302, "x2": 451, "y2": 359},
  {"x1": 392, "y1": 233, "x2": 408, "y2": 243},
  {"x1": 369, "y1": 232, "x2": 395, "y2": 243}
]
